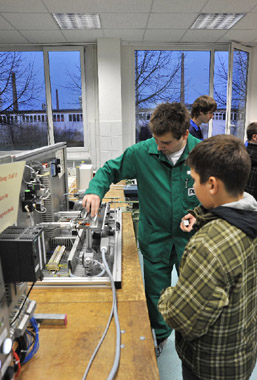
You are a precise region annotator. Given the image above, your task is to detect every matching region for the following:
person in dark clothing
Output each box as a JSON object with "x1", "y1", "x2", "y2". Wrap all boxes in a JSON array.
[
  {"x1": 189, "y1": 95, "x2": 217, "y2": 140},
  {"x1": 245, "y1": 122, "x2": 257, "y2": 200},
  {"x1": 139, "y1": 122, "x2": 152, "y2": 141}
]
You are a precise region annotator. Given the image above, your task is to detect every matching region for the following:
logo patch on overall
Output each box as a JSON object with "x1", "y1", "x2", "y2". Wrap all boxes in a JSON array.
[{"x1": 188, "y1": 188, "x2": 195, "y2": 196}]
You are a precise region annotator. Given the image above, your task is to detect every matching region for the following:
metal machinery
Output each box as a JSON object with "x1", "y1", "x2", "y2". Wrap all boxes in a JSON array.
[
  {"x1": 40, "y1": 202, "x2": 122, "y2": 287},
  {"x1": 0, "y1": 143, "x2": 123, "y2": 378},
  {"x1": 0, "y1": 142, "x2": 123, "y2": 287},
  {"x1": 0, "y1": 261, "x2": 15, "y2": 380}
]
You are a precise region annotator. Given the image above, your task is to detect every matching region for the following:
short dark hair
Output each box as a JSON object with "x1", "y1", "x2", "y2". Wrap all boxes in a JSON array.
[
  {"x1": 149, "y1": 102, "x2": 190, "y2": 139},
  {"x1": 191, "y1": 95, "x2": 217, "y2": 118},
  {"x1": 246, "y1": 122, "x2": 257, "y2": 141},
  {"x1": 187, "y1": 135, "x2": 251, "y2": 196}
]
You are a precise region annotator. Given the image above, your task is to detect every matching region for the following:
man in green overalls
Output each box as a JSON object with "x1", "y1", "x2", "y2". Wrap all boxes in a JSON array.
[{"x1": 82, "y1": 102, "x2": 200, "y2": 355}]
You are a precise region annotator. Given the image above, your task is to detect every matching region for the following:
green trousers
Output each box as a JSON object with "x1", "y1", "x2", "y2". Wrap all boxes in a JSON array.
[{"x1": 143, "y1": 252, "x2": 179, "y2": 341}]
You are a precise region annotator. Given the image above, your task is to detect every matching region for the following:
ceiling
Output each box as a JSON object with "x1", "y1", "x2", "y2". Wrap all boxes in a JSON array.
[{"x1": 0, "y1": 0, "x2": 257, "y2": 46}]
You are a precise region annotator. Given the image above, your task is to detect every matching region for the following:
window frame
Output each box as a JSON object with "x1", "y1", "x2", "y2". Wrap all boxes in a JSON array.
[
  {"x1": 125, "y1": 42, "x2": 252, "y2": 144},
  {"x1": 43, "y1": 46, "x2": 88, "y2": 149},
  {"x1": 225, "y1": 42, "x2": 252, "y2": 138},
  {"x1": 0, "y1": 44, "x2": 95, "y2": 152}
]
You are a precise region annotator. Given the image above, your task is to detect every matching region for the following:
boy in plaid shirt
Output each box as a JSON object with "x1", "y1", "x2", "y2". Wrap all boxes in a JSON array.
[{"x1": 159, "y1": 135, "x2": 257, "y2": 380}]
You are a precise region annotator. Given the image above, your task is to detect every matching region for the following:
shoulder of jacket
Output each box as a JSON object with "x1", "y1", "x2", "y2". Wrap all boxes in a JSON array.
[{"x1": 186, "y1": 135, "x2": 201, "y2": 151}]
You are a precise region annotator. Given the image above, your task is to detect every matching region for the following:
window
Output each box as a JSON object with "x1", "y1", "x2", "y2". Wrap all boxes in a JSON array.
[
  {"x1": 212, "y1": 51, "x2": 229, "y2": 136},
  {"x1": 48, "y1": 50, "x2": 84, "y2": 147},
  {"x1": 135, "y1": 50, "x2": 210, "y2": 142},
  {"x1": 228, "y1": 47, "x2": 249, "y2": 139},
  {"x1": 0, "y1": 51, "x2": 47, "y2": 150},
  {"x1": 135, "y1": 46, "x2": 250, "y2": 142}
]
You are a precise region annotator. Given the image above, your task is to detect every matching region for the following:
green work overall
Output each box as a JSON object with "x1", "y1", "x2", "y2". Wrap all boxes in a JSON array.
[{"x1": 85, "y1": 134, "x2": 200, "y2": 340}]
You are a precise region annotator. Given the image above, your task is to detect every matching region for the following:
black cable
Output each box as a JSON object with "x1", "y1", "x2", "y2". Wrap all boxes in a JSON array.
[
  {"x1": 10, "y1": 282, "x2": 35, "y2": 326},
  {"x1": 15, "y1": 336, "x2": 27, "y2": 363}
]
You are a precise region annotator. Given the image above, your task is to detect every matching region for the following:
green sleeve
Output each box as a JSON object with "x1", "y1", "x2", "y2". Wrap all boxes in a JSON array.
[{"x1": 85, "y1": 147, "x2": 137, "y2": 199}]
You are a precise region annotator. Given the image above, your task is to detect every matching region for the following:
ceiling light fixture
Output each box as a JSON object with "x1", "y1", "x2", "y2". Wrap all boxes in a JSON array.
[
  {"x1": 190, "y1": 13, "x2": 245, "y2": 30},
  {"x1": 53, "y1": 13, "x2": 101, "y2": 29}
]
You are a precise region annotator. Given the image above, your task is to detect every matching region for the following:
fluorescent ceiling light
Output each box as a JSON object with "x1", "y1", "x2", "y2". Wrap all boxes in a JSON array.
[
  {"x1": 191, "y1": 13, "x2": 245, "y2": 30},
  {"x1": 53, "y1": 13, "x2": 101, "y2": 29}
]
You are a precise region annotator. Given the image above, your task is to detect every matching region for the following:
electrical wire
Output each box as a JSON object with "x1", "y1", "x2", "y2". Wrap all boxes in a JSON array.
[
  {"x1": 23, "y1": 164, "x2": 37, "y2": 184},
  {"x1": 12, "y1": 348, "x2": 21, "y2": 378},
  {"x1": 41, "y1": 188, "x2": 51, "y2": 200},
  {"x1": 102, "y1": 247, "x2": 121, "y2": 380},
  {"x1": 34, "y1": 207, "x2": 47, "y2": 214},
  {"x1": 81, "y1": 247, "x2": 121, "y2": 380},
  {"x1": 21, "y1": 317, "x2": 39, "y2": 365}
]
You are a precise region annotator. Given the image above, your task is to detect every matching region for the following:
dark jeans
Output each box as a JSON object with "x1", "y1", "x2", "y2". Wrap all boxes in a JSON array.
[{"x1": 182, "y1": 363, "x2": 202, "y2": 380}]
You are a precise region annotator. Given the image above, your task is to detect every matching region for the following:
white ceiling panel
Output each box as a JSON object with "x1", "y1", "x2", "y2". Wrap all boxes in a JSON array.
[
  {"x1": 144, "y1": 29, "x2": 186, "y2": 42},
  {"x1": 2, "y1": 13, "x2": 58, "y2": 30},
  {"x1": 97, "y1": 0, "x2": 153, "y2": 13},
  {"x1": 181, "y1": 29, "x2": 227, "y2": 43},
  {"x1": 20, "y1": 29, "x2": 67, "y2": 44},
  {"x1": 151, "y1": 0, "x2": 208, "y2": 13},
  {"x1": 0, "y1": 15, "x2": 14, "y2": 29},
  {"x1": 103, "y1": 29, "x2": 145, "y2": 41},
  {"x1": 148, "y1": 13, "x2": 198, "y2": 29},
  {"x1": 232, "y1": 13, "x2": 257, "y2": 29},
  {"x1": 43, "y1": 0, "x2": 99, "y2": 13},
  {"x1": 0, "y1": 0, "x2": 256, "y2": 45},
  {"x1": 218, "y1": 29, "x2": 257, "y2": 43},
  {"x1": 101, "y1": 13, "x2": 148, "y2": 29},
  {"x1": 202, "y1": 0, "x2": 257, "y2": 13},
  {"x1": 0, "y1": 0, "x2": 47, "y2": 13},
  {"x1": 251, "y1": 4, "x2": 257, "y2": 12},
  {"x1": 0, "y1": 30, "x2": 29, "y2": 44},
  {"x1": 62, "y1": 29, "x2": 104, "y2": 42}
]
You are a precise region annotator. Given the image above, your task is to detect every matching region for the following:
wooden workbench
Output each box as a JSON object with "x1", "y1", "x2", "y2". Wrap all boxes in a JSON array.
[{"x1": 19, "y1": 185, "x2": 160, "y2": 380}]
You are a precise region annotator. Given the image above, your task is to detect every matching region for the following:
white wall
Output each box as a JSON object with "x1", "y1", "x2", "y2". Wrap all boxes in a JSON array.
[
  {"x1": 121, "y1": 46, "x2": 136, "y2": 150},
  {"x1": 85, "y1": 45, "x2": 99, "y2": 168},
  {"x1": 246, "y1": 46, "x2": 257, "y2": 126},
  {"x1": 97, "y1": 38, "x2": 123, "y2": 167}
]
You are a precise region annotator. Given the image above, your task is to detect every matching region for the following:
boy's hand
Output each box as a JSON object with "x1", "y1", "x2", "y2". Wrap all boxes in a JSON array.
[
  {"x1": 180, "y1": 213, "x2": 196, "y2": 232},
  {"x1": 82, "y1": 194, "x2": 101, "y2": 217}
]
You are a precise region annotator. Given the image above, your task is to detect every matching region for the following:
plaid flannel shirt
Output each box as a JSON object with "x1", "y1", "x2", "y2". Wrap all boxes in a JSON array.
[{"x1": 158, "y1": 206, "x2": 257, "y2": 380}]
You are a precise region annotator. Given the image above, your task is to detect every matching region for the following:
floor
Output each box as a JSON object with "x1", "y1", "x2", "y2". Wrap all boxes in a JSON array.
[{"x1": 137, "y1": 249, "x2": 257, "y2": 380}]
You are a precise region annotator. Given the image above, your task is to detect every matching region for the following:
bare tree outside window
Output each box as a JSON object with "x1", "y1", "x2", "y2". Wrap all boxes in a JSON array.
[
  {"x1": 135, "y1": 50, "x2": 182, "y2": 109},
  {"x1": 0, "y1": 51, "x2": 47, "y2": 150},
  {"x1": 213, "y1": 49, "x2": 249, "y2": 139},
  {"x1": 135, "y1": 50, "x2": 183, "y2": 142},
  {"x1": 135, "y1": 50, "x2": 210, "y2": 142},
  {"x1": 48, "y1": 51, "x2": 84, "y2": 147},
  {"x1": 214, "y1": 50, "x2": 248, "y2": 109},
  {"x1": 65, "y1": 64, "x2": 82, "y2": 105}
]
